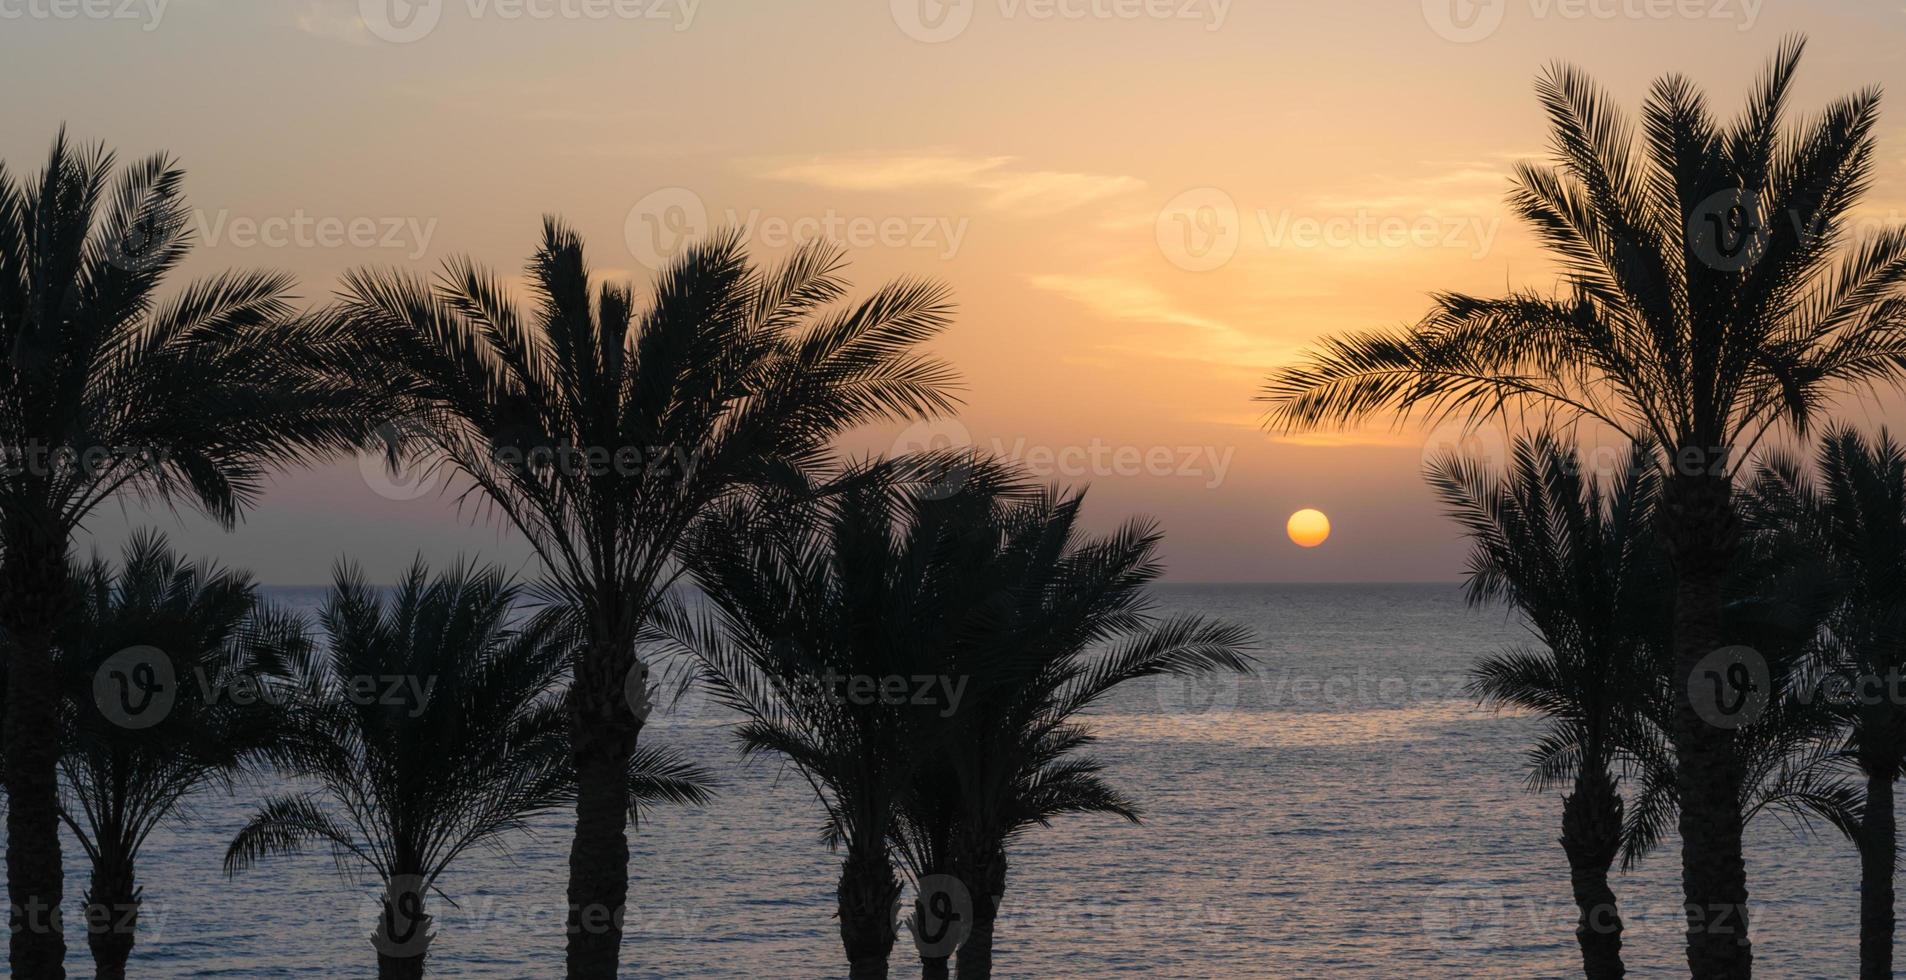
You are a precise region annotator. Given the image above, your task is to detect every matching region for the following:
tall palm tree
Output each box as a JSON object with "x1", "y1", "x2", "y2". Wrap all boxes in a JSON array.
[
  {"x1": 337, "y1": 222, "x2": 959, "y2": 977},
  {"x1": 670, "y1": 458, "x2": 1036, "y2": 979},
  {"x1": 1258, "y1": 40, "x2": 1906, "y2": 977},
  {"x1": 223, "y1": 560, "x2": 713, "y2": 980},
  {"x1": 1429, "y1": 435, "x2": 1668, "y2": 979},
  {"x1": 0, "y1": 131, "x2": 384, "y2": 977},
  {"x1": 54, "y1": 531, "x2": 304, "y2": 979},
  {"x1": 1743, "y1": 428, "x2": 1906, "y2": 979},
  {"x1": 1438, "y1": 435, "x2": 1863, "y2": 978},
  {"x1": 887, "y1": 489, "x2": 1254, "y2": 980}
]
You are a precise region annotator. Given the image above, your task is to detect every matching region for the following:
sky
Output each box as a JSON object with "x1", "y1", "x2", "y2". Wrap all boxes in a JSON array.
[{"x1": 4, "y1": 0, "x2": 1906, "y2": 582}]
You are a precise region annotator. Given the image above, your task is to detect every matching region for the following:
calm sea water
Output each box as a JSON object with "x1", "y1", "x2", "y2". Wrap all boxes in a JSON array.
[{"x1": 32, "y1": 583, "x2": 1870, "y2": 977}]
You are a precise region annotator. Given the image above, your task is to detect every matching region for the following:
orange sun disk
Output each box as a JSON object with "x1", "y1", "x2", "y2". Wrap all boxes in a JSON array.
[{"x1": 1286, "y1": 509, "x2": 1331, "y2": 548}]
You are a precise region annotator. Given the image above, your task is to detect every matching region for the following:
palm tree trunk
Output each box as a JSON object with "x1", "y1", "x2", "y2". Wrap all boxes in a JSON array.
[
  {"x1": 565, "y1": 634, "x2": 641, "y2": 980},
  {"x1": 373, "y1": 874, "x2": 432, "y2": 979},
  {"x1": 1664, "y1": 469, "x2": 1752, "y2": 980},
  {"x1": 377, "y1": 950, "x2": 428, "y2": 979},
  {"x1": 1561, "y1": 767, "x2": 1625, "y2": 979},
  {"x1": 1860, "y1": 767, "x2": 1896, "y2": 980},
  {"x1": 83, "y1": 854, "x2": 141, "y2": 980},
  {"x1": 911, "y1": 868, "x2": 957, "y2": 977},
  {"x1": 839, "y1": 848, "x2": 900, "y2": 980},
  {"x1": 1, "y1": 521, "x2": 71, "y2": 979},
  {"x1": 954, "y1": 848, "x2": 1007, "y2": 980},
  {"x1": 952, "y1": 909, "x2": 995, "y2": 980}
]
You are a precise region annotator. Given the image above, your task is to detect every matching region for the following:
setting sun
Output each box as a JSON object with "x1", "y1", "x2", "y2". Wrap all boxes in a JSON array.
[{"x1": 1286, "y1": 508, "x2": 1331, "y2": 548}]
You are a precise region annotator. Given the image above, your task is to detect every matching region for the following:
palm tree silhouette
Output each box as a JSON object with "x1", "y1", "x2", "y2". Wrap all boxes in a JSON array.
[
  {"x1": 1436, "y1": 435, "x2": 1864, "y2": 977},
  {"x1": 0, "y1": 131, "x2": 383, "y2": 978},
  {"x1": 223, "y1": 560, "x2": 713, "y2": 979},
  {"x1": 1430, "y1": 435, "x2": 1668, "y2": 978},
  {"x1": 673, "y1": 463, "x2": 1249, "y2": 979},
  {"x1": 54, "y1": 531, "x2": 304, "y2": 979},
  {"x1": 887, "y1": 488, "x2": 1253, "y2": 980},
  {"x1": 1259, "y1": 40, "x2": 1906, "y2": 977},
  {"x1": 1744, "y1": 428, "x2": 1906, "y2": 979},
  {"x1": 336, "y1": 223, "x2": 958, "y2": 978},
  {"x1": 669, "y1": 458, "x2": 1029, "y2": 980}
]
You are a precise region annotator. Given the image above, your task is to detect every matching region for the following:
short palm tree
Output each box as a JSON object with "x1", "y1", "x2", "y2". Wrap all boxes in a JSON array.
[
  {"x1": 0, "y1": 131, "x2": 384, "y2": 977},
  {"x1": 670, "y1": 458, "x2": 1029, "y2": 980},
  {"x1": 1260, "y1": 40, "x2": 1906, "y2": 977},
  {"x1": 1430, "y1": 435, "x2": 1668, "y2": 979},
  {"x1": 337, "y1": 222, "x2": 958, "y2": 978},
  {"x1": 56, "y1": 531, "x2": 303, "y2": 979},
  {"x1": 223, "y1": 560, "x2": 713, "y2": 980},
  {"x1": 1743, "y1": 428, "x2": 1906, "y2": 979},
  {"x1": 888, "y1": 489, "x2": 1254, "y2": 980}
]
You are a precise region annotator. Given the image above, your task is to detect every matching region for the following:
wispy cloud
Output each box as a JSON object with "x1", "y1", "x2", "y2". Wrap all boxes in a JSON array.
[
  {"x1": 755, "y1": 153, "x2": 1144, "y2": 216},
  {"x1": 1025, "y1": 273, "x2": 1281, "y2": 366},
  {"x1": 1307, "y1": 160, "x2": 1513, "y2": 216},
  {"x1": 1028, "y1": 273, "x2": 1231, "y2": 333}
]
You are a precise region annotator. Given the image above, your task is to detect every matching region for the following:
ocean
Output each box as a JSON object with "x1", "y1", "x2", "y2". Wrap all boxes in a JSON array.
[{"x1": 34, "y1": 583, "x2": 1869, "y2": 977}]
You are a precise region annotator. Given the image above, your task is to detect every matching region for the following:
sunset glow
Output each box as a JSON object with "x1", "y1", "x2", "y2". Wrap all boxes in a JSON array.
[{"x1": 14, "y1": 3, "x2": 1906, "y2": 586}]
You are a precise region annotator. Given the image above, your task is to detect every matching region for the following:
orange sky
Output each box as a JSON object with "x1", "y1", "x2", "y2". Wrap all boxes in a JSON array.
[{"x1": 5, "y1": 0, "x2": 1906, "y2": 581}]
